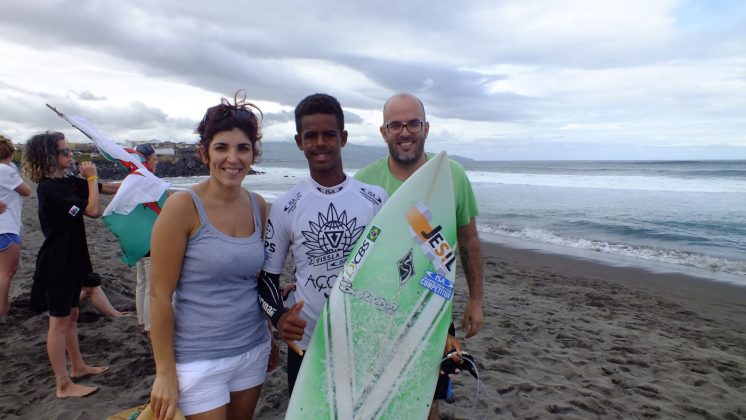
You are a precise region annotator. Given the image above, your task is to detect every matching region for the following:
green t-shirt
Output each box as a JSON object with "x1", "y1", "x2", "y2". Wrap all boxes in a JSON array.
[{"x1": 354, "y1": 153, "x2": 479, "y2": 227}]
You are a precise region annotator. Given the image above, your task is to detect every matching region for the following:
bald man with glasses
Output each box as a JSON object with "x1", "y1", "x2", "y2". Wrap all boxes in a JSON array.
[{"x1": 354, "y1": 92, "x2": 484, "y2": 419}]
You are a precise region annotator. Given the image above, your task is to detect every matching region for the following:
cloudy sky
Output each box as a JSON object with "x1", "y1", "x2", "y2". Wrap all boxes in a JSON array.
[{"x1": 1, "y1": 0, "x2": 745, "y2": 160}]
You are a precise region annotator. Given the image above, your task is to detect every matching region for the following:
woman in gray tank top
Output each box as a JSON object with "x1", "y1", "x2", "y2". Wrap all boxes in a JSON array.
[{"x1": 149, "y1": 91, "x2": 279, "y2": 419}]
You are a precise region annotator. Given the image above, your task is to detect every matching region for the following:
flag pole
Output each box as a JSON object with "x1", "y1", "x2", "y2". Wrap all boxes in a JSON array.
[{"x1": 46, "y1": 103, "x2": 95, "y2": 142}]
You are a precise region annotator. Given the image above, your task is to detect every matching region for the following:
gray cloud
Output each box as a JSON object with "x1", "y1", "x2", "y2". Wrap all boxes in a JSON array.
[
  {"x1": 0, "y1": 1, "x2": 744, "y2": 159},
  {"x1": 73, "y1": 90, "x2": 106, "y2": 101}
]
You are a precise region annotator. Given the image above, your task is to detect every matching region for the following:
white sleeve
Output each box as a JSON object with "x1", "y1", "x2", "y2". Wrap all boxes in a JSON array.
[
  {"x1": 0, "y1": 164, "x2": 22, "y2": 191},
  {"x1": 262, "y1": 201, "x2": 291, "y2": 275}
]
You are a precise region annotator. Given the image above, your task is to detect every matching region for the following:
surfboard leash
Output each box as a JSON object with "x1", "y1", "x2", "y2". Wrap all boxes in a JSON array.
[{"x1": 441, "y1": 351, "x2": 492, "y2": 419}]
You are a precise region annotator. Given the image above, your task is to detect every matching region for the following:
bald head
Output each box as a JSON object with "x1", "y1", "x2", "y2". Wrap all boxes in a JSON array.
[
  {"x1": 382, "y1": 93, "x2": 426, "y2": 122},
  {"x1": 380, "y1": 92, "x2": 429, "y2": 167}
]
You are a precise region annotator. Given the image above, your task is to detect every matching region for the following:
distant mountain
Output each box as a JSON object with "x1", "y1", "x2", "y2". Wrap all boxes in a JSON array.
[{"x1": 259, "y1": 141, "x2": 473, "y2": 167}]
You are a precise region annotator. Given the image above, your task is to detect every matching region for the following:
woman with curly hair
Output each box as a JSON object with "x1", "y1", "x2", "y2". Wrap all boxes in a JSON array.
[
  {"x1": 149, "y1": 92, "x2": 278, "y2": 419},
  {"x1": 0, "y1": 135, "x2": 31, "y2": 316},
  {"x1": 22, "y1": 131, "x2": 118, "y2": 398}
]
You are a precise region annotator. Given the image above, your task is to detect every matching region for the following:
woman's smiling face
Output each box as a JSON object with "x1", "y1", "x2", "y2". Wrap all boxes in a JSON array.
[{"x1": 201, "y1": 127, "x2": 254, "y2": 186}]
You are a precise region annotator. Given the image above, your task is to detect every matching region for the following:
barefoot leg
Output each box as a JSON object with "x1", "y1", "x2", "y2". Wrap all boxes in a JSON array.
[
  {"x1": 48, "y1": 314, "x2": 97, "y2": 398},
  {"x1": 0, "y1": 243, "x2": 20, "y2": 316},
  {"x1": 67, "y1": 307, "x2": 109, "y2": 377},
  {"x1": 89, "y1": 286, "x2": 125, "y2": 317},
  {"x1": 227, "y1": 385, "x2": 262, "y2": 420}
]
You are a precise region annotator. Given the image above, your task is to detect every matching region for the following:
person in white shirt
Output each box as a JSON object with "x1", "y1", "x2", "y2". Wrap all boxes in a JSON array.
[
  {"x1": 133, "y1": 143, "x2": 160, "y2": 333},
  {"x1": 258, "y1": 93, "x2": 388, "y2": 395},
  {"x1": 0, "y1": 135, "x2": 31, "y2": 316}
]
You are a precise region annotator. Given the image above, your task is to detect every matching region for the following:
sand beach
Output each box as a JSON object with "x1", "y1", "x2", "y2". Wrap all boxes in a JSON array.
[{"x1": 1, "y1": 190, "x2": 745, "y2": 419}]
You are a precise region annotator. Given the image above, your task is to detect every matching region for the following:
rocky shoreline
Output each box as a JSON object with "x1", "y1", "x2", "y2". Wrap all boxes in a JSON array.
[
  {"x1": 91, "y1": 153, "x2": 210, "y2": 180},
  {"x1": 10, "y1": 156, "x2": 260, "y2": 181},
  {"x1": 17, "y1": 143, "x2": 263, "y2": 180}
]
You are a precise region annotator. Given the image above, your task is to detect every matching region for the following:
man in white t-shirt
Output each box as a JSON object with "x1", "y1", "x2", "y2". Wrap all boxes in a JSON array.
[{"x1": 258, "y1": 94, "x2": 387, "y2": 395}]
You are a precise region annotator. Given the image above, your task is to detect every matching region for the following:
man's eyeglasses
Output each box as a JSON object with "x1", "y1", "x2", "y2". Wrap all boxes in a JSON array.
[
  {"x1": 57, "y1": 148, "x2": 72, "y2": 156},
  {"x1": 384, "y1": 121, "x2": 425, "y2": 134}
]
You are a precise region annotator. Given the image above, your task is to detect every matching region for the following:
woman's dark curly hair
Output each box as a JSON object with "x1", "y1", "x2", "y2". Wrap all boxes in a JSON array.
[
  {"x1": 22, "y1": 131, "x2": 66, "y2": 183},
  {"x1": 195, "y1": 90, "x2": 263, "y2": 164}
]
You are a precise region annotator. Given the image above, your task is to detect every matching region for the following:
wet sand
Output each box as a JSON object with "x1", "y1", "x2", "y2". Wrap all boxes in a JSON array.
[{"x1": 1, "y1": 191, "x2": 745, "y2": 419}]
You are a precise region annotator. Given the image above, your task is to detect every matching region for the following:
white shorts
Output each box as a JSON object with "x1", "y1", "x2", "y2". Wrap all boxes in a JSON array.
[{"x1": 176, "y1": 340, "x2": 271, "y2": 416}]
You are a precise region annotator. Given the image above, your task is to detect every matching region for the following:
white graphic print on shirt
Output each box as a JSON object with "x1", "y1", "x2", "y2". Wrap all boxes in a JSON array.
[
  {"x1": 303, "y1": 203, "x2": 365, "y2": 272},
  {"x1": 262, "y1": 176, "x2": 387, "y2": 349}
]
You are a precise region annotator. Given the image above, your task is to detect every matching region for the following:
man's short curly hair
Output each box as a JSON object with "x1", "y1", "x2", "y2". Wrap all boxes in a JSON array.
[{"x1": 294, "y1": 93, "x2": 344, "y2": 133}]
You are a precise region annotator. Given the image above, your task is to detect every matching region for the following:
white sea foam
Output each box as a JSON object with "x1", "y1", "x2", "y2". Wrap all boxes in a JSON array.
[
  {"x1": 466, "y1": 171, "x2": 746, "y2": 193},
  {"x1": 478, "y1": 224, "x2": 746, "y2": 278}
]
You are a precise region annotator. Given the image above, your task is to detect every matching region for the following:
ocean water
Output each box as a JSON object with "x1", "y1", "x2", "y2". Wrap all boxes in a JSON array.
[{"x1": 167, "y1": 160, "x2": 746, "y2": 286}]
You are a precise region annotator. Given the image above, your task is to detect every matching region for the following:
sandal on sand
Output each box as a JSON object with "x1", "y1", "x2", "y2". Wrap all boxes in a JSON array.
[{"x1": 71, "y1": 366, "x2": 110, "y2": 380}]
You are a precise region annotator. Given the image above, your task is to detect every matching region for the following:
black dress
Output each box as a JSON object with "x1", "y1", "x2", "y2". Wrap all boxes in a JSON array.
[{"x1": 30, "y1": 176, "x2": 97, "y2": 315}]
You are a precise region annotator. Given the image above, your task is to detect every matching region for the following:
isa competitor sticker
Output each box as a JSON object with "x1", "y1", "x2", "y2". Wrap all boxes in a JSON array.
[{"x1": 419, "y1": 271, "x2": 454, "y2": 300}]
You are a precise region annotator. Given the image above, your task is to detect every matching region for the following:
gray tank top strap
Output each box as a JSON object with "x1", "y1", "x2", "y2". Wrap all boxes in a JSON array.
[
  {"x1": 188, "y1": 188, "x2": 261, "y2": 232},
  {"x1": 249, "y1": 191, "x2": 262, "y2": 232},
  {"x1": 185, "y1": 188, "x2": 209, "y2": 225}
]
